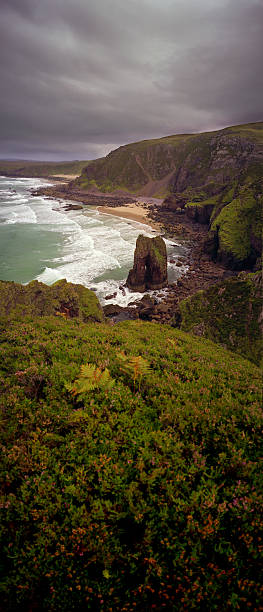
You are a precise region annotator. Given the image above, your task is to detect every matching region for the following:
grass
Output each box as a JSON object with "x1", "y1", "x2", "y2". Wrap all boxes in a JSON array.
[
  {"x1": 0, "y1": 310, "x2": 262, "y2": 611},
  {"x1": 185, "y1": 195, "x2": 220, "y2": 209}
]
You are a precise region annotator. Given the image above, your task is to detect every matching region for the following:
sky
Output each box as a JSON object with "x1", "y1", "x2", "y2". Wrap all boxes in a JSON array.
[{"x1": 0, "y1": 0, "x2": 262, "y2": 161}]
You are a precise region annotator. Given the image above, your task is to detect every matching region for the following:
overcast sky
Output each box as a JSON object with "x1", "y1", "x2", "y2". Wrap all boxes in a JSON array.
[{"x1": 0, "y1": 0, "x2": 262, "y2": 160}]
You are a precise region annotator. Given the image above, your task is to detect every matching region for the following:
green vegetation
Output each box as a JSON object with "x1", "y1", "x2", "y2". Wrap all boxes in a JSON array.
[
  {"x1": 178, "y1": 272, "x2": 262, "y2": 365},
  {"x1": 226, "y1": 122, "x2": 263, "y2": 142},
  {"x1": 209, "y1": 180, "x2": 262, "y2": 265},
  {"x1": 65, "y1": 121, "x2": 263, "y2": 270},
  {"x1": 0, "y1": 295, "x2": 262, "y2": 609},
  {"x1": 0, "y1": 121, "x2": 262, "y2": 608},
  {"x1": 0, "y1": 160, "x2": 89, "y2": 178},
  {"x1": 75, "y1": 122, "x2": 263, "y2": 198},
  {"x1": 66, "y1": 363, "x2": 115, "y2": 396},
  {"x1": 0, "y1": 279, "x2": 104, "y2": 322},
  {"x1": 186, "y1": 196, "x2": 220, "y2": 209}
]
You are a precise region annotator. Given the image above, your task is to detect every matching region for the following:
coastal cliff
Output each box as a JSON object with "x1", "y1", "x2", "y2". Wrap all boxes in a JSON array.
[
  {"x1": 75, "y1": 122, "x2": 262, "y2": 197},
  {"x1": 73, "y1": 122, "x2": 263, "y2": 270},
  {"x1": 24, "y1": 122, "x2": 262, "y2": 272}
]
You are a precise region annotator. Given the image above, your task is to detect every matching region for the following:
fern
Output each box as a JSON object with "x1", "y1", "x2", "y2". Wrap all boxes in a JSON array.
[
  {"x1": 66, "y1": 363, "x2": 115, "y2": 397},
  {"x1": 117, "y1": 352, "x2": 151, "y2": 391}
]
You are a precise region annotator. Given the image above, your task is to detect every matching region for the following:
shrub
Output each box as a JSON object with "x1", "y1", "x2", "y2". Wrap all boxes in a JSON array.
[{"x1": 0, "y1": 316, "x2": 262, "y2": 610}]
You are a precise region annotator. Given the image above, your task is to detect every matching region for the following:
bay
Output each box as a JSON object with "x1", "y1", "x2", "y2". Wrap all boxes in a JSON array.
[{"x1": 0, "y1": 176, "x2": 187, "y2": 305}]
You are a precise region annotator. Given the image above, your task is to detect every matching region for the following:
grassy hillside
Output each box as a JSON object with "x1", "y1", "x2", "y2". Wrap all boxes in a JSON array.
[
  {"x1": 0, "y1": 159, "x2": 89, "y2": 179},
  {"x1": 0, "y1": 279, "x2": 104, "y2": 322},
  {"x1": 178, "y1": 272, "x2": 262, "y2": 365},
  {"x1": 75, "y1": 122, "x2": 263, "y2": 196},
  {"x1": 0, "y1": 286, "x2": 262, "y2": 610}
]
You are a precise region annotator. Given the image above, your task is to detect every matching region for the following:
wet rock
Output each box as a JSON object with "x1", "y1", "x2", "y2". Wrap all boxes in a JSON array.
[
  {"x1": 104, "y1": 292, "x2": 117, "y2": 300},
  {"x1": 63, "y1": 204, "x2": 83, "y2": 211},
  {"x1": 103, "y1": 304, "x2": 123, "y2": 317},
  {"x1": 155, "y1": 303, "x2": 171, "y2": 314}
]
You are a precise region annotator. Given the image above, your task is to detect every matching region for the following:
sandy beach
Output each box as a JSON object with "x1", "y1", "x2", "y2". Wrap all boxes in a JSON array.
[
  {"x1": 98, "y1": 201, "x2": 162, "y2": 230},
  {"x1": 52, "y1": 174, "x2": 79, "y2": 179}
]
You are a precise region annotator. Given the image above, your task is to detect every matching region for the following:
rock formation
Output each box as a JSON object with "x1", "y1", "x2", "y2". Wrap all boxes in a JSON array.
[
  {"x1": 0, "y1": 279, "x2": 104, "y2": 322},
  {"x1": 127, "y1": 235, "x2": 168, "y2": 292}
]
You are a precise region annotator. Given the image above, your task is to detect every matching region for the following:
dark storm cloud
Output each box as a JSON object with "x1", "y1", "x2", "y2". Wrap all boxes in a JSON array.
[{"x1": 0, "y1": 0, "x2": 262, "y2": 160}]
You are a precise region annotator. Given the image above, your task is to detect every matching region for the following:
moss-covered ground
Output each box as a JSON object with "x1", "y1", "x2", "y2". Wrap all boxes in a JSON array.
[
  {"x1": 0, "y1": 312, "x2": 262, "y2": 611},
  {"x1": 210, "y1": 181, "x2": 262, "y2": 264}
]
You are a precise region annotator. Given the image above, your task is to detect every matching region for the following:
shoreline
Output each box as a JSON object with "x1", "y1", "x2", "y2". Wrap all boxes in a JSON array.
[
  {"x1": 1, "y1": 175, "x2": 240, "y2": 325},
  {"x1": 30, "y1": 178, "x2": 163, "y2": 231},
  {"x1": 97, "y1": 203, "x2": 162, "y2": 231}
]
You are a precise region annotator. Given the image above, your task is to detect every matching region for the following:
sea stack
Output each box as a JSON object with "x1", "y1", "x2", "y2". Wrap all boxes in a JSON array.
[{"x1": 127, "y1": 234, "x2": 168, "y2": 292}]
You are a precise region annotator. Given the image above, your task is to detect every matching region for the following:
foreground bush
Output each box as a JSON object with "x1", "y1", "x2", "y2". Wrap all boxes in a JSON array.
[{"x1": 0, "y1": 317, "x2": 262, "y2": 611}]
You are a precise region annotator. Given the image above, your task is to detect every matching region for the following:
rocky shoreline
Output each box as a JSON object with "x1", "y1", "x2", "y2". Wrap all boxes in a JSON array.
[
  {"x1": 32, "y1": 181, "x2": 239, "y2": 324},
  {"x1": 32, "y1": 182, "x2": 136, "y2": 207}
]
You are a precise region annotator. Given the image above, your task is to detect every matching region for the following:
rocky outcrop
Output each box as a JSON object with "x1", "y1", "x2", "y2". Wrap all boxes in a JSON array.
[
  {"x1": 203, "y1": 180, "x2": 262, "y2": 269},
  {"x1": 162, "y1": 194, "x2": 186, "y2": 211},
  {"x1": 0, "y1": 279, "x2": 104, "y2": 322},
  {"x1": 127, "y1": 235, "x2": 168, "y2": 292},
  {"x1": 185, "y1": 202, "x2": 215, "y2": 224}
]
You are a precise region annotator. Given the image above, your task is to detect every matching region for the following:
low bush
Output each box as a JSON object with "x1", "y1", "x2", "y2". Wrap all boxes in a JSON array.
[{"x1": 0, "y1": 317, "x2": 262, "y2": 610}]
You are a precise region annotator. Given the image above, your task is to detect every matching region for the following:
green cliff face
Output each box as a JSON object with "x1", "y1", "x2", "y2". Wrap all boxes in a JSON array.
[
  {"x1": 178, "y1": 271, "x2": 262, "y2": 365},
  {"x1": 0, "y1": 279, "x2": 104, "y2": 322},
  {"x1": 73, "y1": 122, "x2": 262, "y2": 269},
  {"x1": 205, "y1": 176, "x2": 262, "y2": 268},
  {"x1": 75, "y1": 122, "x2": 263, "y2": 198}
]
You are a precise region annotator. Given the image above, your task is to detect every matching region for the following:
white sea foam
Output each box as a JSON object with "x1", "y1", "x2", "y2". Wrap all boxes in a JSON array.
[
  {"x1": 34, "y1": 267, "x2": 64, "y2": 284},
  {"x1": 3, "y1": 204, "x2": 37, "y2": 224},
  {"x1": 1, "y1": 176, "x2": 188, "y2": 304}
]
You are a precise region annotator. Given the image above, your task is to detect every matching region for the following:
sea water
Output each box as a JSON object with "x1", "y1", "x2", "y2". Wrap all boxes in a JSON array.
[{"x1": 0, "y1": 176, "x2": 188, "y2": 306}]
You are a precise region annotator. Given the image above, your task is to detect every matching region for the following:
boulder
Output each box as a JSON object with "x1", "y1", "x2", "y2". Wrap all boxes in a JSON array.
[
  {"x1": 104, "y1": 292, "x2": 117, "y2": 300},
  {"x1": 127, "y1": 235, "x2": 168, "y2": 292},
  {"x1": 162, "y1": 194, "x2": 186, "y2": 211},
  {"x1": 63, "y1": 204, "x2": 83, "y2": 211},
  {"x1": 103, "y1": 304, "x2": 123, "y2": 317}
]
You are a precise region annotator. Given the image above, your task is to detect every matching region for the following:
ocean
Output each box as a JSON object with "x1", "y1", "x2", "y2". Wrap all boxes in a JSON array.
[{"x1": 0, "y1": 176, "x2": 188, "y2": 306}]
